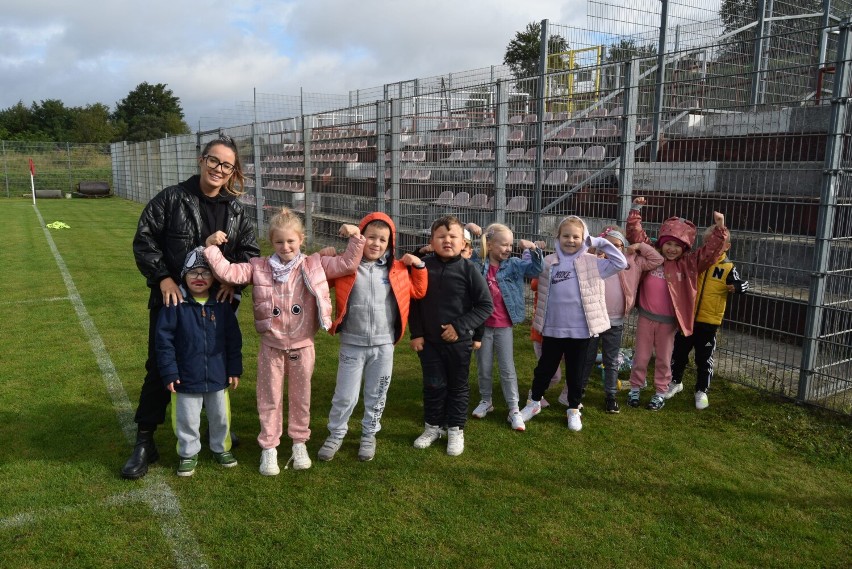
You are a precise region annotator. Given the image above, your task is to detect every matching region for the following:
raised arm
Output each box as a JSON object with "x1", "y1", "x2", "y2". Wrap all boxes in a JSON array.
[
  {"x1": 625, "y1": 197, "x2": 652, "y2": 246},
  {"x1": 204, "y1": 245, "x2": 255, "y2": 286}
]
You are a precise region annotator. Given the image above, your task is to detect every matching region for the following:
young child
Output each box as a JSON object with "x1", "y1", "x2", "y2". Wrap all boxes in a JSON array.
[
  {"x1": 519, "y1": 215, "x2": 627, "y2": 432},
  {"x1": 155, "y1": 247, "x2": 242, "y2": 477},
  {"x1": 318, "y1": 212, "x2": 428, "y2": 462},
  {"x1": 471, "y1": 223, "x2": 543, "y2": 431},
  {"x1": 205, "y1": 208, "x2": 365, "y2": 475},
  {"x1": 409, "y1": 215, "x2": 493, "y2": 456},
  {"x1": 580, "y1": 226, "x2": 664, "y2": 414},
  {"x1": 665, "y1": 226, "x2": 748, "y2": 409},
  {"x1": 416, "y1": 223, "x2": 480, "y2": 261},
  {"x1": 625, "y1": 197, "x2": 729, "y2": 411}
]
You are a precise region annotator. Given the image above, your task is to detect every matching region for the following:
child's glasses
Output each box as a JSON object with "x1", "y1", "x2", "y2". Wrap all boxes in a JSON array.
[{"x1": 187, "y1": 270, "x2": 212, "y2": 279}]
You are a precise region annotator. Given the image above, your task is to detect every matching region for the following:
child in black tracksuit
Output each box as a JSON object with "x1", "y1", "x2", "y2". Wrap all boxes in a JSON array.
[
  {"x1": 665, "y1": 228, "x2": 749, "y2": 409},
  {"x1": 409, "y1": 216, "x2": 492, "y2": 456}
]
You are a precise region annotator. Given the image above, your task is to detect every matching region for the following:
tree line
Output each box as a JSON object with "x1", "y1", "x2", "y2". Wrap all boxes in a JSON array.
[{"x1": 0, "y1": 82, "x2": 191, "y2": 144}]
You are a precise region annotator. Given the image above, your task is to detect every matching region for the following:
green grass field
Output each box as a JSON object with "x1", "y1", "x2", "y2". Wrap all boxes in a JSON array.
[{"x1": 0, "y1": 197, "x2": 849, "y2": 569}]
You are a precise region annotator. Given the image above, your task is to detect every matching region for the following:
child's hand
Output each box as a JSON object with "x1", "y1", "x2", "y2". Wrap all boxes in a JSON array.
[
  {"x1": 410, "y1": 337, "x2": 424, "y2": 352},
  {"x1": 339, "y1": 224, "x2": 360, "y2": 238},
  {"x1": 318, "y1": 246, "x2": 337, "y2": 257},
  {"x1": 534, "y1": 240, "x2": 547, "y2": 249},
  {"x1": 518, "y1": 239, "x2": 536, "y2": 250},
  {"x1": 714, "y1": 211, "x2": 725, "y2": 227},
  {"x1": 441, "y1": 323, "x2": 459, "y2": 342},
  {"x1": 229, "y1": 376, "x2": 239, "y2": 390},
  {"x1": 465, "y1": 222, "x2": 482, "y2": 237},
  {"x1": 626, "y1": 243, "x2": 642, "y2": 254},
  {"x1": 216, "y1": 283, "x2": 235, "y2": 303},
  {"x1": 205, "y1": 231, "x2": 229, "y2": 247},
  {"x1": 419, "y1": 244, "x2": 434, "y2": 254},
  {"x1": 633, "y1": 196, "x2": 646, "y2": 206},
  {"x1": 167, "y1": 380, "x2": 180, "y2": 393},
  {"x1": 472, "y1": 341, "x2": 482, "y2": 351},
  {"x1": 400, "y1": 253, "x2": 422, "y2": 266}
]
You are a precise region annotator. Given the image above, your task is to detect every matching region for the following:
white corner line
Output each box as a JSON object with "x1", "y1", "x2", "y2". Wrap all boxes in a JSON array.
[{"x1": 34, "y1": 205, "x2": 209, "y2": 569}]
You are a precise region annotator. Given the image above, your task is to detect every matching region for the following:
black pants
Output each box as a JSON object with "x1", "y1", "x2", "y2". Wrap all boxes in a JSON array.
[
  {"x1": 531, "y1": 336, "x2": 591, "y2": 409},
  {"x1": 134, "y1": 305, "x2": 171, "y2": 431},
  {"x1": 671, "y1": 322, "x2": 718, "y2": 393},
  {"x1": 418, "y1": 340, "x2": 473, "y2": 429}
]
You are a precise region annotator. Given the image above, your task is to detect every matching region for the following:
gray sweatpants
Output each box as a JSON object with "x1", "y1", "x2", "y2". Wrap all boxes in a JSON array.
[
  {"x1": 171, "y1": 390, "x2": 231, "y2": 458},
  {"x1": 476, "y1": 326, "x2": 521, "y2": 411},
  {"x1": 327, "y1": 343, "x2": 394, "y2": 439}
]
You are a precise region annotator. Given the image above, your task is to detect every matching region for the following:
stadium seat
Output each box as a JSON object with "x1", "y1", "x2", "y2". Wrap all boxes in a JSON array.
[
  {"x1": 435, "y1": 191, "x2": 454, "y2": 205},
  {"x1": 543, "y1": 147, "x2": 563, "y2": 160},
  {"x1": 453, "y1": 192, "x2": 470, "y2": 206},
  {"x1": 544, "y1": 169, "x2": 569, "y2": 186},
  {"x1": 584, "y1": 145, "x2": 606, "y2": 161},
  {"x1": 469, "y1": 193, "x2": 489, "y2": 208},
  {"x1": 506, "y1": 196, "x2": 528, "y2": 212},
  {"x1": 507, "y1": 148, "x2": 525, "y2": 161}
]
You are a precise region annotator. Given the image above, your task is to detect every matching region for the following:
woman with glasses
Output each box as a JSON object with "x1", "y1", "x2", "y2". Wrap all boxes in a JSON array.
[{"x1": 124, "y1": 135, "x2": 260, "y2": 480}]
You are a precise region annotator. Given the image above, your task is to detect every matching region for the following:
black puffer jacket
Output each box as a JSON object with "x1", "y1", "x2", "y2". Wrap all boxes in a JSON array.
[{"x1": 133, "y1": 176, "x2": 260, "y2": 308}]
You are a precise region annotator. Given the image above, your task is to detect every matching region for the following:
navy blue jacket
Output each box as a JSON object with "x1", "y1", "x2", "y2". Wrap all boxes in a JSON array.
[{"x1": 155, "y1": 285, "x2": 243, "y2": 393}]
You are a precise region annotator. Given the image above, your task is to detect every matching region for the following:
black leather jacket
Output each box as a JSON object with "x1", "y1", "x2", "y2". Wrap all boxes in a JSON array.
[{"x1": 133, "y1": 176, "x2": 260, "y2": 308}]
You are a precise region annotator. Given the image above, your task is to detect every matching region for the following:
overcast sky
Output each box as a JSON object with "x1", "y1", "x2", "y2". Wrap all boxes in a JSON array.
[{"x1": 1, "y1": 0, "x2": 719, "y2": 131}]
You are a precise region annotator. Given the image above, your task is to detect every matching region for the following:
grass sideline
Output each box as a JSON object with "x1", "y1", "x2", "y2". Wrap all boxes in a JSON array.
[{"x1": 1, "y1": 197, "x2": 850, "y2": 569}]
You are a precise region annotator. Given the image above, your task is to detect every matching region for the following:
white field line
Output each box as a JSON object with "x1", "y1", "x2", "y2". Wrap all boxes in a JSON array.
[
  {"x1": 0, "y1": 296, "x2": 70, "y2": 306},
  {"x1": 27, "y1": 205, "x2": 209, "y2": 569}
]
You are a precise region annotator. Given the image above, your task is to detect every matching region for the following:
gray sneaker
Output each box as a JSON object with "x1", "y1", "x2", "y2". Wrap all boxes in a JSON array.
[
  {"x1": 358, "y1": 435, "x2": 376, "y2": 462},
  {"x1": 318, "y1": 436, "x2": 343, "y2": 462}
]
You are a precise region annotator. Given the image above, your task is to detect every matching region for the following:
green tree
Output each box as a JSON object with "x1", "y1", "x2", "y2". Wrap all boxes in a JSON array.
[
  {"x1": 503, "y1": 21, "x2": 569, "y2": 101},
  {"x1": 0, "y1": 101, "x2": 35, "y2": 140},
  {"x1": 30, "y1": 99, "x2": 74, "y2": 141},
  {"x1": 112, "y1": 82, "x2": 191, "y2": 142},
  {"x1": 72, "y1": 103, "x2": 117, "y2": 143}
]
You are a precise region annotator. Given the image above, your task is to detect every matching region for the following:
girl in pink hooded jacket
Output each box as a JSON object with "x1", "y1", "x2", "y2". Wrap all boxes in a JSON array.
[
  {"x1": 205, "y1": 208, "x2": 364, "y2": 476},
  {"x1": 625, "y1": 197, "x2": 728, "y2": 412}
]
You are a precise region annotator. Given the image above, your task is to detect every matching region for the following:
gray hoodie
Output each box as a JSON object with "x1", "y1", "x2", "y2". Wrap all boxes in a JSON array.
[{"x1": 338, "y1": 253, "x2": 399, "y2": 346}]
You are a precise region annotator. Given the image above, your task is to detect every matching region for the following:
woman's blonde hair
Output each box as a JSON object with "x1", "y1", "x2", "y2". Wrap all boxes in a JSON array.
[
  {"x1": 481, "y1": 223, "x2": 513, "y2": 260},
  {"x1": 200, "y1": 135, "x2": 245, "y2": 197},
  {"x1": 267, "y1": 207, "x2": 305, "y2": 243}
]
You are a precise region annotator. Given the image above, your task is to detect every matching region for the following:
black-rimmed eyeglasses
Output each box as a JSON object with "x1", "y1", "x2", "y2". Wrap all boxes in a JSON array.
[{"x1": 203, "y1": 155, "x2": 235, "y2": 175}]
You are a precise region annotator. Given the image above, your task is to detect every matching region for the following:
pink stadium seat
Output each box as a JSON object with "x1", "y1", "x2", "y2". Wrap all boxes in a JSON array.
[
  {"x1": 469, "y1": 193, "x2": 489, "y2": 208},
  {"x1": 477, "y1": 149, "x2": 493, "y2": 161},
  {"x1": 412, "y1": 150, "x2": 426, "y2": 162},
  {"x1": 506, "y1": 171, "x2": 527, "y2": 185},
  {"x1": 522, "y1": 148, "x2": 537, "y2": 160},
  {"x1": 508, "y1": 115, "x2": 524, "y2": 125},
  {"x1": 542, "y1": 111, "x2": 554, "y2": 122},
  {"x1": 462, "y1": 149, "x2": 477, "y2": 161},
  {"x1": 544, "y1": 169, "x2": 569, "y2": 186},
  {"x1": 485, "y1": 196, "x2": 494, "y2": 209},
  {"x1": 523, "y1": 114, "x2": 538, "y2": 123},
  {"x1": 435, "y1": 191, "x2": 454, "y2": 205},
  {"x1": 508, "y1": 129, "x2": 524, "y2": 143},
  {"x1": 568, "y1": 169, "x2": 592, "y2": 185},
  {"x1": 507, "y1": 148, "x2": 525, "y2": 161},
  {"x1": 506, "y1": 196, "x2": 528, "y2": 212},
  {"x1": 554, "y1": 127, "x2": 576, "y2": 140},
  {"x1": 543, "y1": 147, "x2": 563, "y2": 160},
  {"x1": 563, "y1": 146, "x2": 584, "y2": 160},
  {"x1": 588, "y1": 107, "x2": 608, "y2": 118},
  {"x1": 575, "y1": 125, "x2": 596, "y2": 138},
  {"x1": 443, "y1": 149, "x2": 464, "y2": 161},
  {"x1": 453, "y1": 192, "x2": 470, "y2": 206},
  {"x1": 584, "y1": 145, "x2": 606, "y2": 160},
  {"x1": 596, "y1": 122, "x2": 618, "y2": 137}
]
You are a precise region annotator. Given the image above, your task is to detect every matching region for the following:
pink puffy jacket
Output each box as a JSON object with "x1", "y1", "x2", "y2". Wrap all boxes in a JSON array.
[{"x1": 205, "y1": 235, "x2": 364, "y2": 350}]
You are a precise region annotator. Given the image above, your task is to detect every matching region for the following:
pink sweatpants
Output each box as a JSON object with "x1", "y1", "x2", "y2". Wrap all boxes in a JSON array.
[
  {"x1": 629, "y1": 315, "x2": 677, "y2": 395},
  {"x1": 256, "y1": 342, "x2": 315, "y2": 448}
]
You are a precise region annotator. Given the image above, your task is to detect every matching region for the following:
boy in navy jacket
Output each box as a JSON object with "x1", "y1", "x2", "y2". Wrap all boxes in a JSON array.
[{"x1": 156, "y1": 247, "x2": 242, "y2": 476}]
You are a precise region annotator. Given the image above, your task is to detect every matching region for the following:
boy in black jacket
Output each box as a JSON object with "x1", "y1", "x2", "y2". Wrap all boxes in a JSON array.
[{"x1": 409, "y1": 216, "x2": 493, "y2": 456}]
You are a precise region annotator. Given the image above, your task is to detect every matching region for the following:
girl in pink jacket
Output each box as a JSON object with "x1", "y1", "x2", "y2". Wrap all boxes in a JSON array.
[
  {"x1": 625, "y1": 197, "x2": 728, "y2": 411},
  {"x1": 580, "y1": 226, "x2": 664, "y2": 414},
  {"x1": 205, "y1": 208, "x2": 364, "y2": 476}
]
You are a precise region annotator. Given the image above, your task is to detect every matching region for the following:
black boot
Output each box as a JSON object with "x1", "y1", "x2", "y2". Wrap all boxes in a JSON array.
[{"x1": 121, "y1": 430, "x2": 160, "y2": 480}]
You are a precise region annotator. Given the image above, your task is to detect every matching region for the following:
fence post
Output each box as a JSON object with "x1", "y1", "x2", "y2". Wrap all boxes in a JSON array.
[
  {"x1": 532, "y1": 19, "x2": 549, "y2": 235},
  {"x1": 252, "y1": 121, "x2": 264, "y2": 234},
  {"x1": 494, "y1": 80, "x2": 509, "y2": 226},
  {"x1": 301, "y1": 119, "x2": 313, "y2": 243},
  {"x1": 750, "y1": 0, "x2": 770, "y2": 109},
  {"x1": 375, "y1": 101, "x2": 388, "y2": 215},
  {"x1": 66, "y1": 142, "x2": 73, "y2": 193},
  {"x1": 618, "y1": 58, "x2": 640, "y2": 226},
  {"x1": 389, "y1": 99, "x2": 401, "y2": 224},
  {"x1": 650, "y1": 0, "x2": 670, "y2": 162},
  {"x1": 2, "y1": 141, "x2": 8, "y2": 198},
  {"x1": 798, "y1": 17, "x2": 852, "y2": 403}
]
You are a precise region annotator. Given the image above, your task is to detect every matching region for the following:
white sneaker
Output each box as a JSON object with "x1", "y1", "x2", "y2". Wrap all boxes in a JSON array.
[
  {"x1": 529, "y1": 389, "x2": 550, "y2": 409},
  {"x1": 567, "y1": 408, "x2": 583, "y2": 432},
  {"x1": 663, "y1": 381, "x2": 684, "y2": 400},
  {"x1": 286, "y1": 442, "x2": 312, "y2": 470},
  {"x1": 507, "y1": 410, "x2": 526, "y2": 431},
  {"x1": 413, "y1": 423, "x2": 446, "y2": 449},
  {"x1": 472, "y1": 400, "x2": 494, "y2": 419},
  {"x1": 519, "y1": 400, "x2": 541, "y2": 422},
  {"x1": 558, "y1": 386, "x2": 569, "y2": 407},
  {"x1": 446, "y1": 426, "x2": 464, "y2": 456},
  {"x1": 695, "y1": 391, "x2": 709, "y2": 410},
  {"x1": 259, "y1": 447, "x2": 280, "y2": 476}
]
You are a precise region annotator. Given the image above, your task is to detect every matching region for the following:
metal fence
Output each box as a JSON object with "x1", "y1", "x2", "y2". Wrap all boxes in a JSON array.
[
  {"x1": 0, "y1": 142, "x2": 112, "y2": 198},
  {"x1": 108, "y1": 4, "x2": 852, "y2": 415}
]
